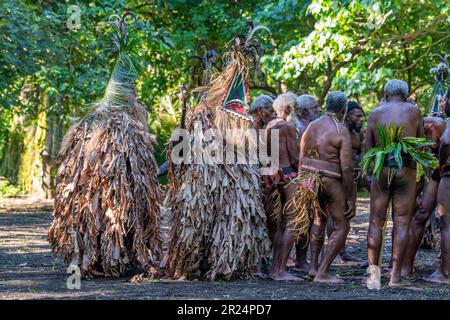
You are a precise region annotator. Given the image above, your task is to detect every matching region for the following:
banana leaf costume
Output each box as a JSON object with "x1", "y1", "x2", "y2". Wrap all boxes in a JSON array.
[
  {"x1": 165, "y1": 26, "x2": 271, "y2": 280},
  {"x1": 48, "y1": 14, "x2": 161, "y2": 277}
]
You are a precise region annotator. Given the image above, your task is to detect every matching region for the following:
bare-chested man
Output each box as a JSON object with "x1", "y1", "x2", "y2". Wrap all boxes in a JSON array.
[
  {"x1": 250, "y1": 95, "x2": 276, "y2": 242},
  {"x1": 325, "y1": 100, "x2": 365, "y2": 264},
  {"x1": 345, "y1": 101, "x2": 365, "y2": 169},
  {"x1": 402, "y1": 115, "x2": 446, "y2": 276},
  {"x1": 365, "y1": 79, "x2": 424, "y2": 287},
  {"x1": 289, "y1": 94, "x2": 321, "y2": 272},
  {"x1": 266, "y1": 92, "x2": 303, "y2": 281},
  {"x1": 427, "y1": 87, "x2": 450, "y2": 283},
  {"x1": 299, "y1": 91, "x2": 355, "y2": 283}
]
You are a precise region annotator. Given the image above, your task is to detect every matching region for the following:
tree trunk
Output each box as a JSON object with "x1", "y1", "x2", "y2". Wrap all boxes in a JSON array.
[{"x1": 0, "y1": 115, "x2": 25, "y2": 183}]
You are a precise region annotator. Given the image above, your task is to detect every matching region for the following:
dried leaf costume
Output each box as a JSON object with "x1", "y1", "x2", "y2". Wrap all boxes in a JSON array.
[
  {"x1": 287, "y1": 115, "x2": 346, "y2": 239},
  {"x1": 48, "y1": 13, "x2": 161, "y2": 277},
  {"x1": 165, "y1": 24, "x2": 271, "y2": 280}
]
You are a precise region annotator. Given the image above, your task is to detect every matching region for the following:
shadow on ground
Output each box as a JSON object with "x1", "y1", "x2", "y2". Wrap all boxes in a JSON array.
[{"x1": 0, "y1": 198, "x2": 448, "y2": 300}]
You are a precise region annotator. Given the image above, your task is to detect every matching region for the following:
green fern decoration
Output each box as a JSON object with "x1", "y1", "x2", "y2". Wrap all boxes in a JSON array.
[{"x1": 360, "y1": 124, "x2": 438, "y2": 182}]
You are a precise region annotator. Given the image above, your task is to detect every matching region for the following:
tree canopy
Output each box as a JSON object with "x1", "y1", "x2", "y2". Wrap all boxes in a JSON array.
[{"x1": 0, "y1": 0, "x2": 449, "y2": 195}]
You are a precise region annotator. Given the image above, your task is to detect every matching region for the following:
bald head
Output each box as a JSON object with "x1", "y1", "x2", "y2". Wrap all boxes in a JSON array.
[{"x1": 384, "y1": 79, "x2": 409, "y2": 101}]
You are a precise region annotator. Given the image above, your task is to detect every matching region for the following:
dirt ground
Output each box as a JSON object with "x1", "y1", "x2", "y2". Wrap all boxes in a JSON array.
[{"x1": 0, "y1": 197, "x2": 449, "y2": 300}]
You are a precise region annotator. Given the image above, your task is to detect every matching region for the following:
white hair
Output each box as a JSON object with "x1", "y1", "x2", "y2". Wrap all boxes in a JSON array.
[
  {"x1": 273, "y1": 92, "x2": 297, "y2": 116},
  {"x1": 297, "y1": 94, "x2": 317, "y2": 113},
  {"x1": 249, "y1": 95, "x2": 274, "y2": 114},
  {"x1": 384, "y1": 79, "x2": 409, "y2": 98}
]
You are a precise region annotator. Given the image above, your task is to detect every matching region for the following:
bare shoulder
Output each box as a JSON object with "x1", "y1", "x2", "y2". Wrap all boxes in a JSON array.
[
  {"x1": 339, "y1": 124, "x2": 351, "y2": 139},
  {"x1": 368, "y1": 105, "x2": 383, "y2": 119},
  {"x1": 267, "y1": 119, "x2": 296, "y2": 133},
  {"x1": 408, "y1": 103, "x2": 422, "y2": 117}
]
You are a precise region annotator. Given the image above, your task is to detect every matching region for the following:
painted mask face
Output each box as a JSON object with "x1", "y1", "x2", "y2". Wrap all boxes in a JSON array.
[{"x1": 219, "y1": 70, "x2": 252, "y2": 121}]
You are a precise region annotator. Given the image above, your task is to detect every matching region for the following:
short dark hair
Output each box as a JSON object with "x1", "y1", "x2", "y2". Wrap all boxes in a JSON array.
[
  {"x1": 384, "y1": 79, "x2": 408, "y2": 99},
  {"x1": 347, "y1": 100, "x2": 364, "y2": 114},
  {"x1": 326, "y1": 91, "x2": 347, "y2": 113}
]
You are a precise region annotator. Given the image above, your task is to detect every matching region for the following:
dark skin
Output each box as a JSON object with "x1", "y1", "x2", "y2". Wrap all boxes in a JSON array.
[
  {"x1": 365, "y1": 95, "x2": 424, "y2": 287},
  {"x1": 294, "y1": 100, "x2": 321, "y2": 137},
  {"x1": 266, "y1": 105, "x2": 302, "y2": 281},
  {"x1": 253, "y1": 107, "x2": 276, "y2": 130},
  {"x1": 325, "y1": 108, "x2": 365, "y2": 264},
  {"x1": 402, "y1": 116, "x2": 446, "y2": 276},
  {"x1": 345, "y1": 108, "x2": 365, "y2": 168},
  {"x1": 299, "y1": 110, "x2": 355, "y2": 283},
  {"x1": 252, "y1": 105, "x2": 277, "y2": 242},
  {"x1": 294, "y1": 100, "x2": 321, "y2": 273},
  {"x1": 424, "y1": 98, "x2": 450, "y2": 284}
]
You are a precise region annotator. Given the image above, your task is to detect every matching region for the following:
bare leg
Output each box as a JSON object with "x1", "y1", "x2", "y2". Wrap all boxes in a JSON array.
[
  {"x1": 295, "y1": 234, "x2": 310, "y2": 272},
  {"x1": 425, "y1": 177, "x2": 450, "y2": 283},
  {"x1": 403, "y1": 180, "x2": 438, "y2": 276},
  {"x1": 309, "y1": 210, "x2": 327, "y2": 277},
  {"x1": 326, "y1": 216, "x2": 344, "y2": 264},
  {"x1": 270, "y1": 183, "x2": 303, "y2": 281},
  {"x1": 367, "y1": 170, "x2": 391, "y2": 269},
  {"x1": 314, "y1": 177, "x2": 350, "y2": 284},
  {"x1": 389, "y1": 168, "x2": 416, "y2": 287}
]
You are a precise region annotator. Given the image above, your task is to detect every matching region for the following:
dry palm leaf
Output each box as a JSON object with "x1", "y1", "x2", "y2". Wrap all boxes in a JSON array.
[
  {"x1": 164, "y1": 111, "x2": 270, "y2": 280},
  {"x1": 48, "y1": 13, "x2": 161, "y2": 277},
  {"x1": 285, "y1": 171, "x2": 324, "y2": 240},
  {"x1": 165, "y1": 24, "x2": 271, "y2": 280}
]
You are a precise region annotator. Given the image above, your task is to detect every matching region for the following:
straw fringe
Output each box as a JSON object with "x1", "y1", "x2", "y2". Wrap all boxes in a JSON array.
[
  {"x1": 285, "y1": 171, "x2": 325, "y2": 239},
  {"x1": 48, "y1": 103, "x2": 161, "y2": 277},
  {"x1": 164, "y1": 112, "x2": 270, "y2": 280}
]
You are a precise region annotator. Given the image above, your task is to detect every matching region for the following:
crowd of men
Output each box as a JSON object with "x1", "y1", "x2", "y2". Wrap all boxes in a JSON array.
[{"x1": 249, "y1": 79, "x2": 450, "y2": 287}]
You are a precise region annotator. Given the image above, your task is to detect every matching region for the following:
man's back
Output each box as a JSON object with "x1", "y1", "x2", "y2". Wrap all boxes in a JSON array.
[
  {"x1": 304, "y1": 115, "x2": 349, "y2": 164},
  {"x1": 266, "y1": 118, "x2": 299, "y2": 169},
  {"x1": 368, "y1": 101, "x2": 422, "y2": 146}
]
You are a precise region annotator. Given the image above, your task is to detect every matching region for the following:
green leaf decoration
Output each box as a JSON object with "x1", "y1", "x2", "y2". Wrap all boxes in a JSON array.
[{"x1": 360, "y1": 124, "x2": 438, "y2": 182}]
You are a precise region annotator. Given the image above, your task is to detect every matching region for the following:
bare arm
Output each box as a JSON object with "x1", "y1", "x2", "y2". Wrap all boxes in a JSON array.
[
  {"x1": 364, "y1": 113, "x2": 375, "y2": 152},
  {"x1": 416, "y1": 108, "x2": 425, "y2": 138},
  {"x1": 285, "y1": 125, "x2": 300, "y2": 170},
  {"x1": 339, "y1": 127, "x2": 354, "y2": 202},
  {"x1": 298, "y1": 125, "x2": 312, "y2": 173}
]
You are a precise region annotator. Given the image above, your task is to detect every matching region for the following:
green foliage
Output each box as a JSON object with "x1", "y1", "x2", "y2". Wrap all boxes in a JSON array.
[
  {"x1": 360, "y1": 123, "x2": 438, "y2": 182},
  {"x1": 0, "y1": 179, "x2": 23, "y2": 199},
  {"x1": 0, "y1": 0, "x2": 449, "y2": 194}
]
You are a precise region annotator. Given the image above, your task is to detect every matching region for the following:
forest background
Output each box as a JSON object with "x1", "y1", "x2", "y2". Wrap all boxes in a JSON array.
[{"x1": 0, "y1": 0, "x2": 448, "y2": 198}]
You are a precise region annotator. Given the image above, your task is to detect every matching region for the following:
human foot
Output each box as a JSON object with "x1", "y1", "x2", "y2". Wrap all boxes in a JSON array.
[
  {"x1": 308, "y1": 266, "x2": 318, "y2": 277},
  {"x1": 388, "y1": 274, "x2": 411, "y2": 288},
  {"x1": 423, "y1": 269, "x2": 450, "y2": 284},
  {"x1": 388, "y1": 279, "x2": 411, "y2": 288},
  {"x1": 314, "y1": 274, "x2": 343, "y2": 284},
  {"x1": 270, "y1": 271, "x2": 304, "y2": 281}
]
